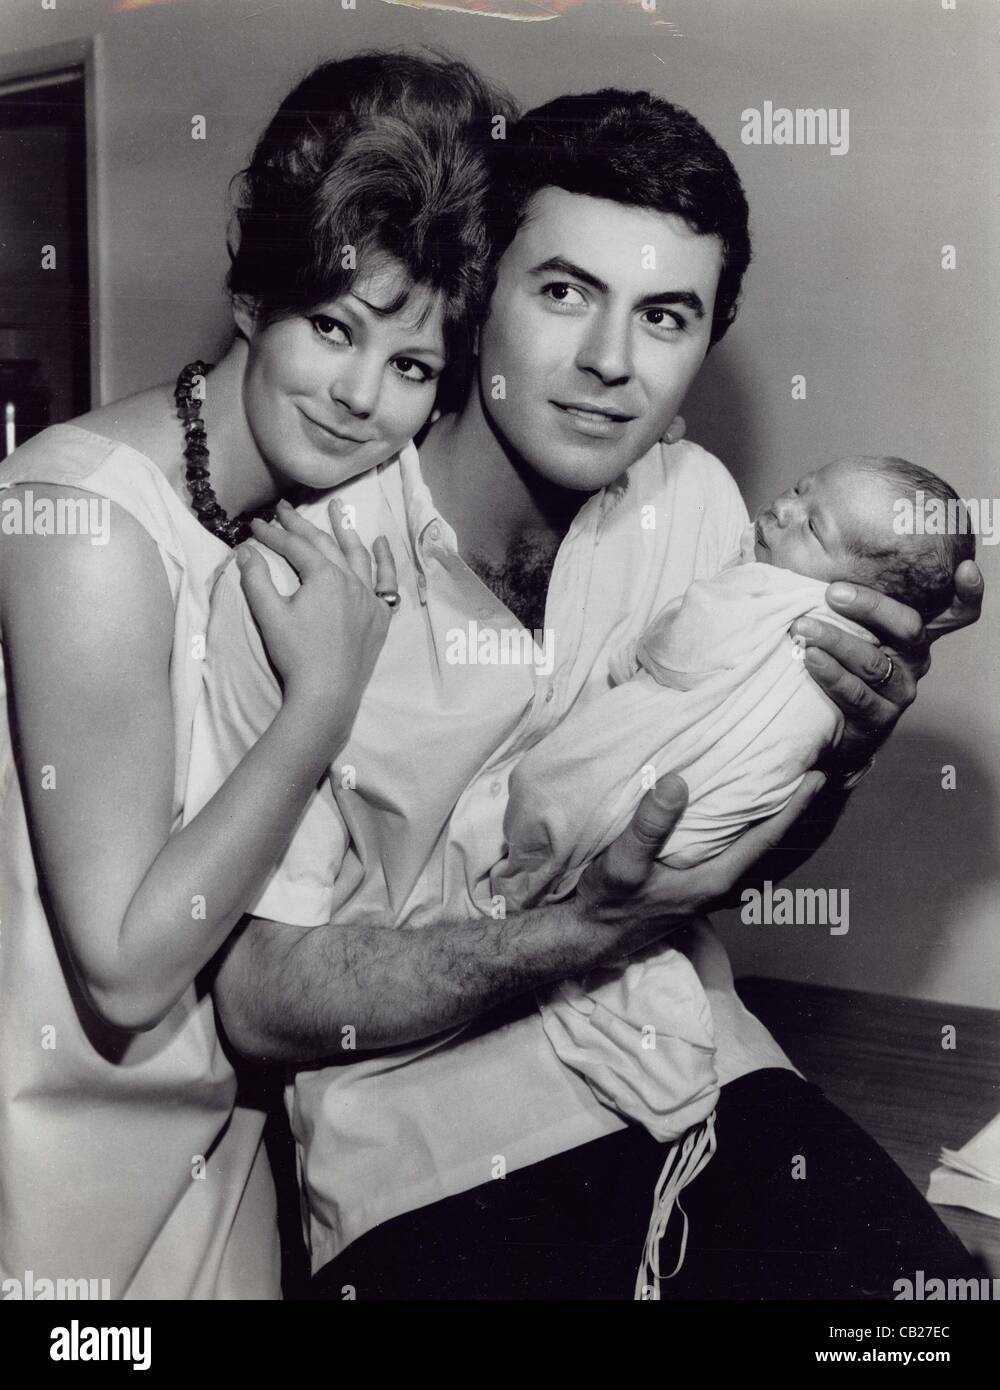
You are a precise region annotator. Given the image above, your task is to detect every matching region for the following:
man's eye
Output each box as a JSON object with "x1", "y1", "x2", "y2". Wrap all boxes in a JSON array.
[
  {"x1": 642, "y1": 308, "x2": 684, "y2": 333},
  {"x1": 310, "y1": 315, "x2": 350, "y2": 344},
  {"x1": 542, "y1": 282, "x2": 586, "y2": 308},
  {"x1": 393, "y1": 356, "x2": 435, "y2": 384}
]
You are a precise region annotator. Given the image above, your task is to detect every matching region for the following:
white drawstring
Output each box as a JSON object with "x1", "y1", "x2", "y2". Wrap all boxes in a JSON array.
[{"x1": 634, "y1": 1112, "x2": 717, "y2": 1300}]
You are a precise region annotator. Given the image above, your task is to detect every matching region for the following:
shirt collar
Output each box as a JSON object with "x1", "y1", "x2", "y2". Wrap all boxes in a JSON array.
[{"x1": 381, "y1": 439, "x2": 633, "y2": 570}]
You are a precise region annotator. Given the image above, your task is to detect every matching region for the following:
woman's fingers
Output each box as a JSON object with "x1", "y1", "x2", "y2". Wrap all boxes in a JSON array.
[
  {"x1": 272, "y1": 498, "x2": 348, "y2": 571},
  {"x1": 372, "y1": 536, "x2": 397, "y2": 601},
  {"x1": 235, "y1": 544, "x2": 285, "y2": 631},
  {"x1": 256, "y1": 498, "x2": 398, "y2": 603},
  {"x1": 247, "y1": 516, "x2": 331, "y2": 580},
  {"x1": 327, "y1": 501, "x2": 375, "y2": 587}
]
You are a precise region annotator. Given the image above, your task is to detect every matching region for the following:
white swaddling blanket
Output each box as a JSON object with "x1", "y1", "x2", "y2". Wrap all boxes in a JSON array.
[{"x1": 492, "y1": 548, "x2": 874, "y2": 1144}]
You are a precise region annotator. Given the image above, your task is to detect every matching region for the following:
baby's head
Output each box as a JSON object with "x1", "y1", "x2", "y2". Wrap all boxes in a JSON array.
[{"x1": 753, "y1": 456, "x2": 975, "y2": 620}]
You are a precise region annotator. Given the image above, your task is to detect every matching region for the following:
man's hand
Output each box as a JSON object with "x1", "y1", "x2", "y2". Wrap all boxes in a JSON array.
[
  {"x1": 661, "y1": 414, "x2": 686, "y2": 446},
  {"x1": 789, "y1": 559, "x2": 984, "y2": 772},
  {"x1": 577, "y1": 769, "x2": 827, "y2": 935}
]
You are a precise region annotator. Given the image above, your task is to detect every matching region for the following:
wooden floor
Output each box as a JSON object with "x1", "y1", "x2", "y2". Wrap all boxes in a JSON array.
[{"x1": 737, "y1": 976, "x2": 1000, "y2": 1274}]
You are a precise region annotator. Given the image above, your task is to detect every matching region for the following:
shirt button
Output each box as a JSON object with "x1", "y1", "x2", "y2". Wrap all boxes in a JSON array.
[
  {"x1": 428, "y1": 524, "x2": 441, "y2": 542},
  {"x1": 490, "y1": 779, "x2": 503, "y2": 796},
  {"x1": 478, "y1": 605, "x2": 492, "y2": 618},
  {"x1": 544, "y1": 688, "x2": 555, "y2": 703},
  {"x1": 416, "y1": 571, "x2": 427, "y2": 589}
]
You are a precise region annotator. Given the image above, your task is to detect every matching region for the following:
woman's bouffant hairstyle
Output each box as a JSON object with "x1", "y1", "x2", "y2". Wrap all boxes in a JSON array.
[
  {"x1": 491, "y1": 89, "x2": 752, "y2": 347},
  {"x1": 228, "y1": 51, "x2": 516, "y2": 409}
]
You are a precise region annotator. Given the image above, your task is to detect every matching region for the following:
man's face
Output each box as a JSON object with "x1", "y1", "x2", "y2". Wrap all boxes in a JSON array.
[{"x1": 477, "y1": 187, "x2": 723, "y2": 491}]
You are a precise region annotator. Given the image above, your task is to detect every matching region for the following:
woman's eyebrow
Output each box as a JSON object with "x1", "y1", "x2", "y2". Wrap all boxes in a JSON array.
[{"x1": 396, "y1": 340, "x2": 446, "y2": 363}]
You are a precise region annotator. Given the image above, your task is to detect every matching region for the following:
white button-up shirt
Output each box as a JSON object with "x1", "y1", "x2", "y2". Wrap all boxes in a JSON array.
[{"x1": 186, "y1": 438, "x2": 795, "y2": 1270}]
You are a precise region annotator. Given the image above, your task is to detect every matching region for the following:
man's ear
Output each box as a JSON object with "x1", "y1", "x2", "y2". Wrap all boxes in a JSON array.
[{"x1": 232, "y1": 295, "x2": 258, "y2": 341}]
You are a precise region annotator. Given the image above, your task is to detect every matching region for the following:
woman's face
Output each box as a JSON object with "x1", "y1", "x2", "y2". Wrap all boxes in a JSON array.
[{"x1": 239, "y1": 260, "x2": 447, "y2": 491}]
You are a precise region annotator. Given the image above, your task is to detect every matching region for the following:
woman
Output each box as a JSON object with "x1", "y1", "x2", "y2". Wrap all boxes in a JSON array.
[{"x1": 0, "y1": 51, "x2": 513, "y2": 1299}]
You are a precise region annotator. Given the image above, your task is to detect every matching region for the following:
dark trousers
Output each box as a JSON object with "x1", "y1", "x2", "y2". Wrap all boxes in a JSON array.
[{"x1": 310, "y1": 1069, "x2": 980, "y2": 1300}]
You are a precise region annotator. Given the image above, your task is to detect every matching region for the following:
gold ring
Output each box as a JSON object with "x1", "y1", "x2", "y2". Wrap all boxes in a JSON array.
[{"x1": 871, "y1": 654, "x2": 894, "y2": 690}]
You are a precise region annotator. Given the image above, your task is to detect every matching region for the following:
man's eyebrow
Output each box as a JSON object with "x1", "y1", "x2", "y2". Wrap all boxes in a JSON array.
[
  {"x1": 530, "y1": 257, "x2": 609, "y2": 294},
  {"x1": 529, "y1": 257, "x2": 705, "y2": 319},
  {"x1": 635, "y1": 289, "x2": 705, "y2": 319}
]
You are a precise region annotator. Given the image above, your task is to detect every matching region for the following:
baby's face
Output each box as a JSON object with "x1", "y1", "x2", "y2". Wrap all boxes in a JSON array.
[{"x1": 753, "y1": 458, "x2": 894, "y2": 581}]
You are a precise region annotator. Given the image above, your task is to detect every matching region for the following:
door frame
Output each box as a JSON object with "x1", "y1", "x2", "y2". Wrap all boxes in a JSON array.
[{"x1": 0, "y1": 37, "x2": 101, "y2": 408}]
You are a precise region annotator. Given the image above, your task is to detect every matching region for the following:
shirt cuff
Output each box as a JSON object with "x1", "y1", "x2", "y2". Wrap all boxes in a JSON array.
[{"x1": 827, "y1": 751, "x2": 877, "y2": 793}]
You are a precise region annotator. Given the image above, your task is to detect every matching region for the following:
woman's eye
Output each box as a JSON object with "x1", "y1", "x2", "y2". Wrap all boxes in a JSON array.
[
  {"x1": 542, "y1": 282, "x2": 586, "y2": 309},
  {"x1": 393, "y1": 356, "x2": 435, "y2": 385},
  {"x1": 310, "y1": 315, "x2": 350, "y2": 345},
  {"x1": 642, "y1": 307, "x2": 684, "y2": 333}
]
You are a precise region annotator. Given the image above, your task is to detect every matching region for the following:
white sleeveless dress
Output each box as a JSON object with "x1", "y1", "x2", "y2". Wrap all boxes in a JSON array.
[{"x1": 0, "y1": 425, "x2": 280, "y2": 1300}]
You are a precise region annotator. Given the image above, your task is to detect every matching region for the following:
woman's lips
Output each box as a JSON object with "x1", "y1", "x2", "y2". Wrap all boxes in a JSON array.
[{"x1": 299, "y1": 408, "x2": 373, "y2": 449}]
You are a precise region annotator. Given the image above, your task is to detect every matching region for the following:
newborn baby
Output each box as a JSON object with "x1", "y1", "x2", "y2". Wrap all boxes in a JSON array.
[
  {"x1": 495, "y1": 454, "x2": 974, "y2": 906},
  {"x1": 490, "y1": 455, "x2": 974, "y2": 1253}
]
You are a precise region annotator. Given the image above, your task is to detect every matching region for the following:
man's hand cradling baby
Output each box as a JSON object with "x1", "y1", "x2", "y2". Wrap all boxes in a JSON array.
[
  {"x1": 790, "y1": 559, "x2": 984, "y2": 774},
  {"x1": 576, "y1": 769, "x2": 827, "y2": 943}
]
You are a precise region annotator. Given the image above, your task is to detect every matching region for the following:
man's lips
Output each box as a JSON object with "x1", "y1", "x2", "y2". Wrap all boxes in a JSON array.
[{"x1": 551, "y1": 400, "x2": 635, "y2": 423}]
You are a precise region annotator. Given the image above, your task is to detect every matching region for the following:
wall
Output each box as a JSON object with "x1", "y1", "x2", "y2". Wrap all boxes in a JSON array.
[{"x1": 0, "y1": 0, "x2": 995, "y2": 1005}]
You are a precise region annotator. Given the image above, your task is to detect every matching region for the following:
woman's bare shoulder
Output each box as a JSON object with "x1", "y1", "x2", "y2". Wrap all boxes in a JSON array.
[{"x1": 72, "y1": 382, "x2": 181, "y2": 485}]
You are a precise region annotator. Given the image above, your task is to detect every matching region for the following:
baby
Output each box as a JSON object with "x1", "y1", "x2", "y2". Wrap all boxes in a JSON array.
[
  {"x1": 494, "y1": 454, "x2": 975, "y2": 906},
  {"x1": 489, "y1": 455, "x2": 975, "y2": 1248}
]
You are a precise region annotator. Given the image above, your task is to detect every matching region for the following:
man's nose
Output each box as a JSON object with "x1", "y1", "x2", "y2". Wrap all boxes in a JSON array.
[
  {"x1": 329, "y1": 357, "x2": 381, "y2": 419},
  {"x1": 574, "y1": 310, "x2": 632, "y2": 388}
]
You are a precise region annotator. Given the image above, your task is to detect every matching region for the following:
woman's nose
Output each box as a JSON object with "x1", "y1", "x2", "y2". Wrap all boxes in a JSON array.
[{"x1": 329, "y1": 358, "x2": 381, "y2": 419}]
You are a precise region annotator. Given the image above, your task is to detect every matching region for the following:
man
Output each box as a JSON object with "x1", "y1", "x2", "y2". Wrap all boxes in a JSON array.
[{"x1": 195, "y1": 89, "x2": 982, "y2": 1299}]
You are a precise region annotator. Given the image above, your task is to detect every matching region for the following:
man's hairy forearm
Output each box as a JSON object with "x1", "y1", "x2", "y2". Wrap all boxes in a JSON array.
[{"x1": 215, "y1": 902, "x2": 647, "y2": 1063}]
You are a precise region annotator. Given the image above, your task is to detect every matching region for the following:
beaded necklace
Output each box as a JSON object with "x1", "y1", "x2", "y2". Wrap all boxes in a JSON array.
[{"x1": 174, "y1": 359, "x2": 277, "y2": 546}]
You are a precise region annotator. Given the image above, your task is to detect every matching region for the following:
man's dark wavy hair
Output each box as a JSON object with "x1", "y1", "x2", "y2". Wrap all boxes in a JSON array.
[
  {"x1": 492, "y1": 89, "x2": 752, "y2": 347},
  {"x1": 228, "y1": 50, "x2": 516, "y2": 410}
]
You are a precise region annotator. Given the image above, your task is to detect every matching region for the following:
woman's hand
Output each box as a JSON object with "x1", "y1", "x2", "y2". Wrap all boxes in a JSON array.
[
  {"x1": 789, "y1": 559, "x2": 984, "y2": 772},
  {"x1": 575, "y1": 770, "x2": 827, "y2": 949},
  {"x1": 237, "y1": 497, "x2": 397, "y2": 733}
]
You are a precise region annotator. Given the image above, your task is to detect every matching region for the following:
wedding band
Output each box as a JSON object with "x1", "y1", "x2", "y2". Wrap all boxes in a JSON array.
[
  {"x1": 376, "y1": 589, "x2": 401, "y2": 610},
  {"x1": 871, "y1": 654, "x2": 894, "y2": 690}
]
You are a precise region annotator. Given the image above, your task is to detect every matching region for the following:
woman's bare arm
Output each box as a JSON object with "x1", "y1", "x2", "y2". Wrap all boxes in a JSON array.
[{"x1": 0, "y1": 486, "x2": 370, "y2": 1032}]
